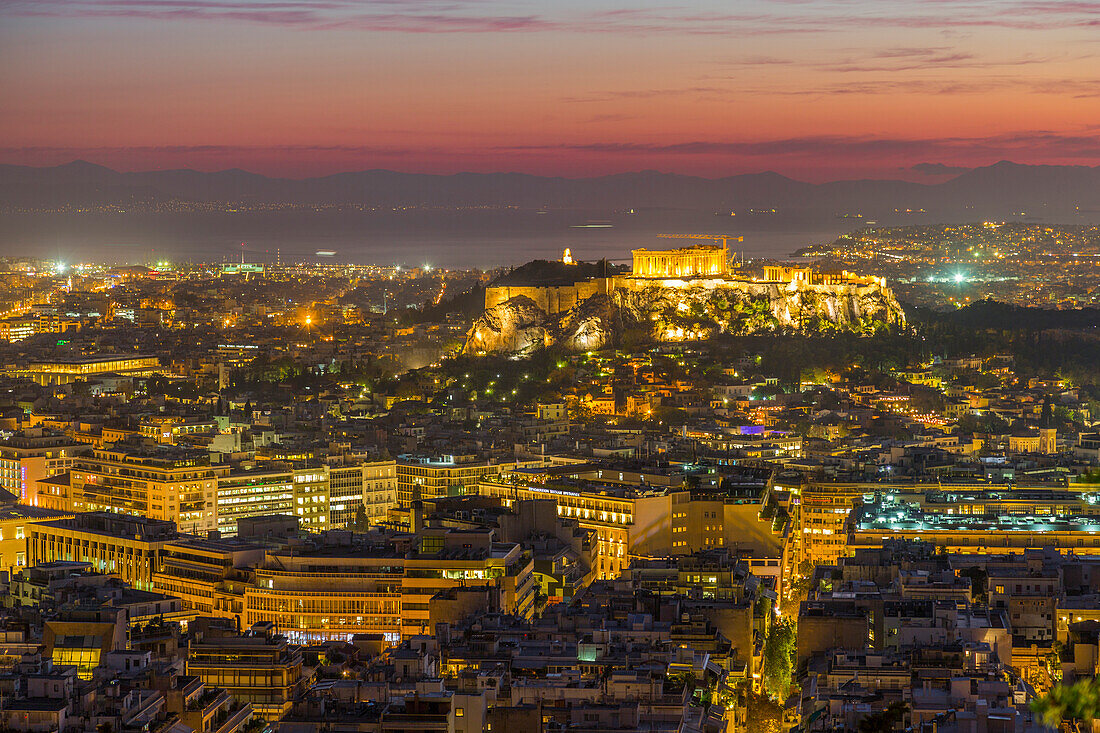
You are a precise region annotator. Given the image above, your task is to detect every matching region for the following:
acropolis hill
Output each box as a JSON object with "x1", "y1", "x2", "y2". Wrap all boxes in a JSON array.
[{"x1": 465, "y1": 243, "x2": 906, "y2": 354}]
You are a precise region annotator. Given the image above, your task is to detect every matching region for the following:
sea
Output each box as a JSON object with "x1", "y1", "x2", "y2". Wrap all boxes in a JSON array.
[{"x1": 0, "y1": 208, "x2": 952, "y2": 269}]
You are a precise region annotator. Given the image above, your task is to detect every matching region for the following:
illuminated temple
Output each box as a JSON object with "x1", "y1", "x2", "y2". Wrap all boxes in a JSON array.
[{"x1": 631, "y1": 244, "x2": 728, "y2": 278}]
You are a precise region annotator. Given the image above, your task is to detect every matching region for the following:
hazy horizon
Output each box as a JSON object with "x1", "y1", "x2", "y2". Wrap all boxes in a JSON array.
[
  {"x1": 4, "y1": 1, "x2": 1099, "y2": 181},
  {"x1": 4, "y1": 156, "x2": 1074, "y2": 185},
  {"x1": 0, "y1": 208, "x2": 863, "y2": 268}
]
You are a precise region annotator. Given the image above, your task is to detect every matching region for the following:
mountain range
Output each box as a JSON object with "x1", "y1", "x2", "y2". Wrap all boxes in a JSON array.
[{"x1": 2, "y1": 160, "x2": 1100, "y2": 218}]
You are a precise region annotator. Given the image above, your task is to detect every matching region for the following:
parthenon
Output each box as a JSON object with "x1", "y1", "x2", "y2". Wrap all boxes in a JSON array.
[{"x1": 631, "y1": 245, "x2": 728, "y2": 278}]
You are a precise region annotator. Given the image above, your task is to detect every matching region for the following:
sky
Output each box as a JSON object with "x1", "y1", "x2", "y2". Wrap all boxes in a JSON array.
[{"x1": 1, "y1": 0, "x2": 1099, "y2": 181}]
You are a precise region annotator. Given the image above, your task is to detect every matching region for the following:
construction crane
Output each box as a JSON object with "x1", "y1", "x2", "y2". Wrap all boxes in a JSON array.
[
  {"x1": 657, "y1": 233, "x2": 742, "y2": 248},
  {"x1": 657, "y1": 233, "x2": 745, "y2": 269}
]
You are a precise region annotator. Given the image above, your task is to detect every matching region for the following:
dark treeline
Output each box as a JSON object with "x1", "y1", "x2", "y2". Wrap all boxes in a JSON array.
[
  {"x1": 908, "y1": 300, "x2": 1100, "y2": 331},
  {"x1": 706, "y1": 301, "x2": 1100, "y2": 391}
]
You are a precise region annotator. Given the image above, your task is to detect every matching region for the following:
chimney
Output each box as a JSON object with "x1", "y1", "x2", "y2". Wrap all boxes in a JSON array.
[{"x1": 411, "y1": 500, "x2": 424, "y2": 535}]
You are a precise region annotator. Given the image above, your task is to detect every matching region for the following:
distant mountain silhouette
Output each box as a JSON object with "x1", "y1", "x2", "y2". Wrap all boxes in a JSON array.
[{"x1": 2, "y1": 159, "x2": 1099, "y2": 217}]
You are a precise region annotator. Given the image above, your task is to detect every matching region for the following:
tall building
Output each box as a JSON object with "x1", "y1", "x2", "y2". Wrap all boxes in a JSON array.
[
  {"x1": 396, "y1": 455, "x2": 511, "y2": 506},
  {"x1": 795, "y1": 482, "x2": 869, "y2": 566},
  {"x1": 478, "y1": 466, "x2": 781, "y2": 581},
  {"x1": 0, "y1": 429, "x2": 86, "y2": 504},
  {"x1": 187, "y1": 621, "x2": 304, "y2": 721},
  {"x1": 60, "y1": 444, "x2": 218, "y2": 534},
  {"x1": 214, "y1": 458, "x2": 397, "y2": 536},
  {"x1": 328, "y1": 459, "x2": 397, "y2": 527},
  {"x1": 215, "y1": 468, "x2": 295, "y2": 536}
]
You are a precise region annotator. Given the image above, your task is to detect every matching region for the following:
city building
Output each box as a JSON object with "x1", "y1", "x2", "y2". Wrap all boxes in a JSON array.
[
  {"x1": 215, "y1": 458, "x2": 397, "y2": 536},
  {"x1": 478, "y1": 465, "x2": 781, "y2": 581},
  {"x1": 6, "y1": 354, "x2": 161, "y2": 386},
  {"x1": 0, "y1": 429, "x2": 86, "y2": 504},
  {"x1": 243, "y1": 525, "x2": 536, "y2": 644},
  {"x1": 53, "y1": 443, "x2": 218, "y2": 534},
  {"x1": 150, "y1": 535, "x2": 269, "y2": 620},
  {"x1": 214, "y1": 467, "x2": 296, "y2": 536},
  {"x1": 848, "y1": 492, "x2": 1100, "y2": 557},
  {"x1": 0, "y1": 505, "x2": 71, "y2": 576},
  {"x1": 27, "y1": 513, "x2": 179, "y2": 590},
  {"x1": 396, "y1": 455, "x2": 511, "y2": 506},
  {"x1": 187, "y1": 620, "x2": 304, "y2": 721}
]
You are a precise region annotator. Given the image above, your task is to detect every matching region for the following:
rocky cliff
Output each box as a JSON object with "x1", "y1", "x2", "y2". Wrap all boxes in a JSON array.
[{"x1": 465, "y1": 278, "x2": 905, "y2": 354}]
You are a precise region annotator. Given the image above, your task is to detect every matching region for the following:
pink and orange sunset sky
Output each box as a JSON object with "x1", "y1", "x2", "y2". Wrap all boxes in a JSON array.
[{"x1": 1, "y1": 0, "x2": 1099, "y2": 181}]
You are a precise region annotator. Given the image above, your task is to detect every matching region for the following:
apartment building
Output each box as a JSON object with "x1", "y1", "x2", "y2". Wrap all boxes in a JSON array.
[
  {"x1": 477, "y1": 478, "x2": 635, "y2": 579},
  {"x1": 0, "y1": 429, "x2": 86, "y2": 504},
  {"x1": 796, "y1": 483, "x2": 869, "y2": 566},
  {"x1": 357, "y1": 459, "x2": 398, "y2": 524},
  {"x1": 215, "y1": 458, "x2": 397, "y2": 535},
  {"x1": 397, "y1": 455, "x2": 511, "y2": 506},
  {"x1": 327, "y1": 458, "x2": 396, "y2": 527},
  {"x1": 478, "y1": 466, "x2": 780, "y2": 581},
  {"x1": 187, "y1": 621, "x2": 305, "y2": 721},
  {"x1": 214, "y1": 468, "x2": 295, "y2": 536},
  {"x1": 51, "y1": 443, "x2": 218, "y2": 534},
  {"x1": 0, "y1": 505, "x2": 71, "y2": 576}
]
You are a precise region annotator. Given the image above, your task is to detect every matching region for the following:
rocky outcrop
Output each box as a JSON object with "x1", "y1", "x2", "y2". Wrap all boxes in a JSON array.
[
  {"x1": 465, "y1": 293, "x2": 619, "y2": 354},
  {"x1": 465, "y1": 278, "x2": 905, "y2": 354}
]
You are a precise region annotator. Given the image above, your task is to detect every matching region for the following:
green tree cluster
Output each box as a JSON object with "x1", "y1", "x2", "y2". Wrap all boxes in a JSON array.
[
  {"x1": 761, "y1": 618, "x2": 796, "y2": 700},
  {"x1": 1030, "y1": 678, "x2": 1100, "y2": 727}
]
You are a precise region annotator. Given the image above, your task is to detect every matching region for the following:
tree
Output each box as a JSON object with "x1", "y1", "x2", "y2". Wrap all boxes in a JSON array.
[
  {"x1": 761, "y1": 618, "x2": 796, "y2": 700},
  {"x1": 353, "y1": 504, "x2": 368, "y2": 531},
  {"x1": 956, "y1": 566, "x2": 988, "y2": 604},
  {"x1": 857, "y1": 701, "x2": 908, "y2": 732},
  {"x1": 736, "y1": 680, "x2": 784, "y2": 733},
  {"x1": 783, "y1": 560, "x2": 816, "y2": 614},
  {"x1": 1044, "y1": 641, "x2": 1063, "y2": 685},
  {"x1": 1031, "y1": 678, "x2": 1100, "y2": 727}
]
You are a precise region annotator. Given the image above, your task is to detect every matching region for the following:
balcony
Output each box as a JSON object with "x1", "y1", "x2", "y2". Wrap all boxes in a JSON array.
[{"x1": 213, "y1": 702, "x2": 254, "y2": 733}]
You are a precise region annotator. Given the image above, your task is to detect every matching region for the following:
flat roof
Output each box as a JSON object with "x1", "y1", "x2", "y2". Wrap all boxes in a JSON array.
[{"x1": 28, "y1": 354, "x2": 157, "y2": 365}]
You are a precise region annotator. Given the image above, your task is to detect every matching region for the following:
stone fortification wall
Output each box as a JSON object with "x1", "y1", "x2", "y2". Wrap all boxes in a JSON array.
[{"x1": 484, "y1": 279, "x2": 614, "y2": 315}]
